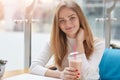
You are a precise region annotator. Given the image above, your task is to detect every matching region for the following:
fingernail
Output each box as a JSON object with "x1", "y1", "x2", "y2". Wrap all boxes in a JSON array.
[
  {"x1": 75, "y1": 69, "x2": 78, "y2": 72},
  {"x1": 78, "y1": 73, "x2": 80, "y2": 75},
  {"x1": 76, "y1": 75, "x2": 79, "y2": 78}
]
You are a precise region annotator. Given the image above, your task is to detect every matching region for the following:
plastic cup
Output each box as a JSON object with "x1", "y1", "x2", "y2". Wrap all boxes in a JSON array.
[{"x1": 68, "y1": 52, "x2": 82, "y2": 80}]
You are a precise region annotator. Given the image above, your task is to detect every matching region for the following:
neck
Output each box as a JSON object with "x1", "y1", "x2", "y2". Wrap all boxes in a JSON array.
[{"x1": 67, "y1": 34, "x2": 76, "y2": 39}]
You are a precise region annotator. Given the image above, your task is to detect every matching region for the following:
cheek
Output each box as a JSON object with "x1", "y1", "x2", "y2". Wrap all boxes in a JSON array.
[
  {"x1": 74, "y1": 18, "x2": 79, "y2": 25},
  {"x1": 75, "y1": 21, "x2": 80, "y2": 30},
  {"x1": 59, "y1": 26, "x2": 65, "y2": 32},
  {"x1": 75, "y1": 26, "x2": 79, "y2": 33}
]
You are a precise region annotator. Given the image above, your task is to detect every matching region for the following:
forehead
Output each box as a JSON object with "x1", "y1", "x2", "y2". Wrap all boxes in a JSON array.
[{"x1": 58, "y1": 7, "x2": 77, "y2": 18}]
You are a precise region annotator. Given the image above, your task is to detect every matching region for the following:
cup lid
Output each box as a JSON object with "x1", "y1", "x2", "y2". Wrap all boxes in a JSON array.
[{"x1": 68, "y1": 52, "x2": 80, "y2": 57}]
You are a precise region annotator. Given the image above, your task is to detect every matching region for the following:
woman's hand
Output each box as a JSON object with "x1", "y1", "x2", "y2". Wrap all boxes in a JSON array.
[
  {"x1": 75, "y1": 28, "x2": 85, "y2": 43},
  {"x1": 60, "y1": 67, "x2": 79, "y2": 80},
  {"x1": 75, "y1": 28, "x2": 85, "y2": 53}
]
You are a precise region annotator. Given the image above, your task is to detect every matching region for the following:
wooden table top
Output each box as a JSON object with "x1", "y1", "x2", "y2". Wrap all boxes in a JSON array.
[{"x1": 2, "y1": 68, "x2": 29, "y2": 79}]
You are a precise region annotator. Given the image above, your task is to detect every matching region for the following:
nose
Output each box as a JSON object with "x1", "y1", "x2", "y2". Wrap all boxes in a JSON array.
[{"x1": 65, "y1": 19, "x2": 72, "y2": 26}]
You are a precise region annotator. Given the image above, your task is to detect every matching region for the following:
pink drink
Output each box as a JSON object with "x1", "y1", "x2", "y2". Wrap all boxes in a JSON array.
[
  {"x1": 68, "y1": 52, "x2": 82, "y2": 80},
  {"x1": 69, "y1": 59, "x2": 82, "y2": 73}
]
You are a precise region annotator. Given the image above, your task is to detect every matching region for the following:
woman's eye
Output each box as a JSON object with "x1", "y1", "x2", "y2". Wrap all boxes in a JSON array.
[
  {"x1": 59, "y1": 20, "x2": 65, "y2": 24},
  {"x1": 70, "y1": 17, "x2": 76, "y2": 21}
]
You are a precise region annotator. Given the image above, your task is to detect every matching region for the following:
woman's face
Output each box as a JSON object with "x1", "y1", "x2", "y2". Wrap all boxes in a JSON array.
[{"x1": 58, "y1": 7, "x2": 80, "y2": 38}]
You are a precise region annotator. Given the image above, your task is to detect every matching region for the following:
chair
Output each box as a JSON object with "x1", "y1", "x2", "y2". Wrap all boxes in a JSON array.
[{"x1": 99, "y1": 48, "x2": 120, "y2": 80}]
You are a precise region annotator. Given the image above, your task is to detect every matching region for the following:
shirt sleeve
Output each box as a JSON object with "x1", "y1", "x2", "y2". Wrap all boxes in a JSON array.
[
  {"x1": 30, "y1": 41, "x2": 52, "y2": 76},
  {"x1": 81, "y1": 40, "x2": 105, "y2": 80}
]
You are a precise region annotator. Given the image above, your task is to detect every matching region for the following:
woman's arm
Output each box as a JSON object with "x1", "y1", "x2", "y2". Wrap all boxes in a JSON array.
[
  {"x1": 30, "y1": 41, "x2": 79, "y2": 80},
  {"x1": 81, "y1": 40, "x2": 105, "y2": 80},
  {"x1": 30, "y1": 41, "x2": 53, "y2": 76},
  {"x1": 75, "y1": 29, "x2": 85, "y2": 53},
  {"x1": 45, "y1": 69, "x2": 61, "y2": 78},
  {"x1": 45, "y1": 67, "x2": 78, "y2": 80}
]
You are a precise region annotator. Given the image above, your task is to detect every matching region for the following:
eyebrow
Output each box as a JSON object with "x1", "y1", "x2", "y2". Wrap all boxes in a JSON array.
[
  {"x1": 59, "y1": 14, "x2": 76, "y2": 20},
  {"x1": 68, "y1": 14, "x2": 76, "y2": 17}
]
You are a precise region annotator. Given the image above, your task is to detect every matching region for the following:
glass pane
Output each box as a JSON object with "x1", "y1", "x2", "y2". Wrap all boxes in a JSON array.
[
  {"x1": 76, "y1": 0, "x2": 104, "y2": 39},
  {"x1": 0, "y1": 0, "x2": 25, "y2": 71},
  {"x1": 104, "y1": 0, "x2": 120, "y2": 48},
  {"x1": 110, "y1": 1, "x2": 120, "y2": 47},
  {"x1": 31, "y1": 0, "x2": 57, "y2": 66}
]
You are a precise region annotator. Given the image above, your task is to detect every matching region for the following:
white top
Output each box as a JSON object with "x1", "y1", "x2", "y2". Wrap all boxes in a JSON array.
[{"x1": 30, "y1": 37, "x2": 105, "y2": 80}]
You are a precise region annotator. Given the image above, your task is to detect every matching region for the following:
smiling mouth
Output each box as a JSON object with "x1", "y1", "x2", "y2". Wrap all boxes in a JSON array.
[{"x1": 66, "y1": 27, "x2": 73, "y2": 31}]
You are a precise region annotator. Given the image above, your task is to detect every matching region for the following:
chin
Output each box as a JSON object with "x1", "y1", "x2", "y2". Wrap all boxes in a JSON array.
[{"x1": 67, "y1": 33, "x2": 76, "y2": 38}]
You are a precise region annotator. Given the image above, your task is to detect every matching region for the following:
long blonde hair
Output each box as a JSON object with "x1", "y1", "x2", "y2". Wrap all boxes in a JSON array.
[{"x1": 50, "y1": 0, "x2": 94, "y2": 68}]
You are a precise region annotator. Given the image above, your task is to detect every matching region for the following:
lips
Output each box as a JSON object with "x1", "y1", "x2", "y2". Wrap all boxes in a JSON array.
[{"x1": 66, "y1": 27, "x2": 73, "y2": 31}]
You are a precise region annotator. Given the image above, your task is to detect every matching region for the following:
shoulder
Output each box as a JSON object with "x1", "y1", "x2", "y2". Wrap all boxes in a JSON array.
[
  {"x1": 93, "y1": 37, "x2": 105, "y2": 48},
  {"x1": 88, "y1": 37, "x2": 105, "y2": 62},
  {"x1": 44, "y1": 40, "x2": 51, "y2": 48}
]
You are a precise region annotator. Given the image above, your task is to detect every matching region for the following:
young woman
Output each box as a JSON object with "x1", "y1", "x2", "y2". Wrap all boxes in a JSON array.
[{"x1": 30, "y1": 0, "x2": 105, "y2": 80}]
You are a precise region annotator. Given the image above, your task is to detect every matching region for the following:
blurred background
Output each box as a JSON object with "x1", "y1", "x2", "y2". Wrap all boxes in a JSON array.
[{"x1": 0, "y1": 0, "x2": 120, "y2": 72}]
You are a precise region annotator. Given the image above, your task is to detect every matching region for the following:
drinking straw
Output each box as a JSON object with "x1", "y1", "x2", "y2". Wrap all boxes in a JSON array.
[{"x1": 73, "y1": 44, "x2": 76, "y2": 60}]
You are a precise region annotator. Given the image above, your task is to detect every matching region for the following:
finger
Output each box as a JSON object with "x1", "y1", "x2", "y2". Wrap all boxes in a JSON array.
[
  {"x1": 61, "y1": 68, "x2": 78, "y2": 80},
  {"x1": 65, "y1": 74, "x2": 76, "y2": 80},
  {"x1": 64, "y1": 70, "x2": 77, "y2": 76},
  {"x1": 66, "y1": 67, "x2": 77, "y2": 72},
  {"x1": 64, "y1": 68, "x2": 78, "y2": 77}
]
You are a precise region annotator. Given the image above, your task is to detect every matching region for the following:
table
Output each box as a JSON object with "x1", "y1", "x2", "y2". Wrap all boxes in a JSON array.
[
  {"x1": 3, "y1": 68, "x2": 29, "y2": 78},
  {"x1": 2, "y1": 69, "x2": 61, "y2": 80}
]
